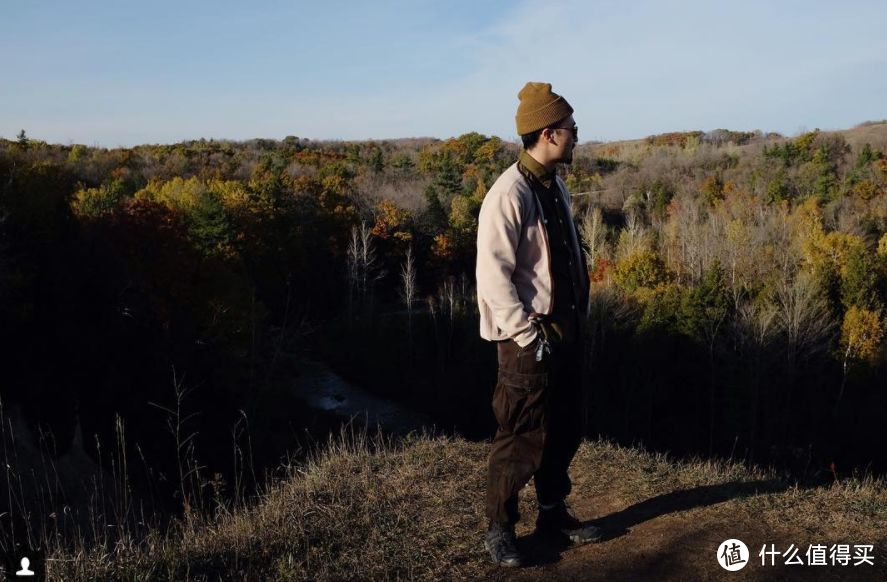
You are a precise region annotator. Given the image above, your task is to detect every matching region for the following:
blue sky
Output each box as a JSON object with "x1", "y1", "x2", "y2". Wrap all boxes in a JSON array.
[{"x1": 2, "y1": 0, "x2": 886, "y2": 146}]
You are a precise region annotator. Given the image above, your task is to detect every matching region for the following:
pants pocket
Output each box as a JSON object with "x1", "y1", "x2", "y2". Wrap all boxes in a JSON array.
[
  {"x1": 492, "y1": 369, "x2": 548, "y2": 434},
  {"x1": 498, "y1": 369, "x2": 547, "y2": 393}
]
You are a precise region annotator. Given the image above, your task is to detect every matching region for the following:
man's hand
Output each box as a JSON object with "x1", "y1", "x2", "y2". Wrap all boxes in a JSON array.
[{"x1": 528, "y1": 313, "x2": 567, "y2": 345}]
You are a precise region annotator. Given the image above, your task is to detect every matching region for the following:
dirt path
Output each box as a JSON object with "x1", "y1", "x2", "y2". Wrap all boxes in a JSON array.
[{"x1": 483, "y1": 490, "x2": 885, "y2": 581}]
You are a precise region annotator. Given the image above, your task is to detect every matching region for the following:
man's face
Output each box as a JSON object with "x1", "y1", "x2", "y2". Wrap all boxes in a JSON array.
[{"x1": 547, "y1": 115, "x2": 578, "y2": 165}]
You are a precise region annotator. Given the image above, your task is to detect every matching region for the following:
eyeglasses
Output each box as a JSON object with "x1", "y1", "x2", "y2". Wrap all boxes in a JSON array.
[{"x1": 549, "y1": 125, "x2": 578, "y2": 141}]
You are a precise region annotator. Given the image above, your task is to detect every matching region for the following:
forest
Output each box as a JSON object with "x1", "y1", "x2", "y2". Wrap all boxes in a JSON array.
[{"x1": 1, "y1": 122, "x2": 886, "y2": 547}]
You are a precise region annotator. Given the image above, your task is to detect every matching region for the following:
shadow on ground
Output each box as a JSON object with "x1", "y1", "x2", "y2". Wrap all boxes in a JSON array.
[{"x1": 516, "y1": 479, "x2": 787, "y2": 567}]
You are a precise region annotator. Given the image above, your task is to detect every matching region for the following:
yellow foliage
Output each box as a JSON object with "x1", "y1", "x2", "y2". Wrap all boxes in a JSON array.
[
  {"x1": 852, "y1": 179, "x2": 879, "y2": 201},
  {"x1": 71, "y1": 185, "x2": 119, "y2": 218},
  {"x1": 613, "y1": 249, "x2": 672, "y2": 293},
  {"x1": 700, "y1": 175, "x2": 724, "y2": 201},
  {"x1": 819, "y1": 232, "x2": 865, "y2": 277},
  {"x1": 878, "y1": 234, "x2": 887, "y2": 258},
  {"x1": 321, "y1": 175, "x2": 350, "y2": 197},
  {"x1": 793, "y1": 197, "x2": 823, "y2": 241},
  {"x1": 725, "y1": 218, "x2": 748, "y2": 247},
  {"x1": 471, "y1": 179, "x2": 487, "y2": 203},
  {"x1": 841, "y1": 306, "x2": 885, "y2": 364},
  {"x1": 793, "y1": 198, "x2": 864, "y2": 274},
  {"x1": 795, "y1": 129, "x2": 820, "y2": 154},
  {"x1": 393, "y1": 231, "x2": 413, "y2": 244},
  {"x1": 474, "y1": 138, "x2": 503, "y2": 166},
  {"x1": 449, "y1": 195, "x2": 479, "y2": 234},
  {"x1": 633, "y1": 282, "x2": 678, "y2": 304},
  {"x1": 135, "y1": 176, "x2": 206, "y2": 212},
  {"x1": 210, "y1": 180, "x2": 251, "y2": 210},
  {"x1": 135, "y1": 177, "x2": 250, "y2": 214}
]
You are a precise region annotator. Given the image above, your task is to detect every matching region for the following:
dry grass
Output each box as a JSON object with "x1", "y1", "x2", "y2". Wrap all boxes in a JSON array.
[
  {"x1": 46, "y1": 429, "x2": 887, "y2": 580},
  {"x1": 569, "y1": 439, "x2": 886, "y2": 543}
]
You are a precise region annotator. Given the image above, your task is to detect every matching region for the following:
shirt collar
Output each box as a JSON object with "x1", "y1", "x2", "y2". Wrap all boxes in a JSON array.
[{"x1": 518, "y1": 150, "x2": 556, "y2": 190}]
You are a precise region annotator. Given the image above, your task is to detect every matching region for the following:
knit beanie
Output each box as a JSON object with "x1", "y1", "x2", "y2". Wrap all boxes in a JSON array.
[{"x1": 515, "y1": 82, "x2": 574, "y2": 136}]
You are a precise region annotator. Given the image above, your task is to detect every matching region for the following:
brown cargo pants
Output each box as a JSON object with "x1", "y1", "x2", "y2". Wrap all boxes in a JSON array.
[{"x1": 485, "y1": 338, "x2": 585, "y2": 526}]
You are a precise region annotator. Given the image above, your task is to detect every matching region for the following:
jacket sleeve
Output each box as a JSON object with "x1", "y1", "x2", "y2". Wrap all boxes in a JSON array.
[{"x1": 476, "y1": 185, "x2": 537, "y2": 347}]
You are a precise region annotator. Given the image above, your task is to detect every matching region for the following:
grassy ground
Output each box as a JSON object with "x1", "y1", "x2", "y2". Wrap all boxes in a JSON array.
[{"x1": 46, "y1": 428, "x2": 886, "y2": 581}]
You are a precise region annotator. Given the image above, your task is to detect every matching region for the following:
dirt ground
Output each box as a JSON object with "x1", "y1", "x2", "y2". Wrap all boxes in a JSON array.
[{"x1": 481, "y1": 490, "x2": 886, "y2": 581}]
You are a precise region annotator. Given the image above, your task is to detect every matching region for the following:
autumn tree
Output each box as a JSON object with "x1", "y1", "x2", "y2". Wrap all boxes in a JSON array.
[
  {"x1": 613, "y1": 248, "x2": 671, "y2": 293},
  {"x1": 838, "y1": 306, "x2": 885, "y2": 402}
]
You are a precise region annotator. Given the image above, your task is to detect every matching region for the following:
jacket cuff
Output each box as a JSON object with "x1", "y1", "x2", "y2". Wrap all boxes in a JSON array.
[{"x1": 514, "y1": 326, "x2": 538, "y2": 348}]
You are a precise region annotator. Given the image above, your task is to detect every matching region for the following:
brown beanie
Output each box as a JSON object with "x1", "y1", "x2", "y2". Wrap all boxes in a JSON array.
[{"x1": 515, "y1": 82, "x2": 573, "y2": 135}]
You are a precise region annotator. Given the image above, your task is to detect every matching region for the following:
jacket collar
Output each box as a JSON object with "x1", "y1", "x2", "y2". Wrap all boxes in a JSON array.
[{"x1": 518, "y1": 150, "x2": 555, "y2": 190}]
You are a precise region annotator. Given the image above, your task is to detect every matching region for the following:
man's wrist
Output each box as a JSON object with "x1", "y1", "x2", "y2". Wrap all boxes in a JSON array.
[{"x1": 514, "y1": 326, "x2": 538, "y2": 348}]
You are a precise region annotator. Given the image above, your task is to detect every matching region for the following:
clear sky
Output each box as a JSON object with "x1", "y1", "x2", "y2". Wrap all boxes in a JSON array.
[{"x1": 2, "y1": 0, "x2": 886, "y2": 147}]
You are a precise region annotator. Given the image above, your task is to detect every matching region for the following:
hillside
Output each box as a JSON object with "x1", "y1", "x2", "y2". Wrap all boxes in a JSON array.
[
  {"x1": 48, "y1": 430, "x2": 887, "y2": 581},
  {"x1": 3, "y1": 120, "x2": 887, "y2": 580}
]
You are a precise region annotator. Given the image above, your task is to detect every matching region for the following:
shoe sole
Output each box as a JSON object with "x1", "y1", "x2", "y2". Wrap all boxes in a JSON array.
[
  {"x1": 537, "y1": 527, "x2": 604, "y2": 544},
  {"x1": 569, "y1": 531, "x2": 603, "y2": 544}
]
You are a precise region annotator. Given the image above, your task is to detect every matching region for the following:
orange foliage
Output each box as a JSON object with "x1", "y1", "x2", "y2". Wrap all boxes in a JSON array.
[
  {"x1": 292, "y1": 149, "x2": 345, "y2": 166},
  {"x1": 591, "y1": 258, "x2": 613, "y2": 283},
  {"x1": 371, "y1": 199, "x2": 411, "y2": 241},
  {"x1": 646, "y1": 131, "x2": 704, "y2": 148}
]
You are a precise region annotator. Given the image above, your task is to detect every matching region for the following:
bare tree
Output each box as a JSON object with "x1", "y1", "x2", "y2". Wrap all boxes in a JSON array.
[
  {"x1": 346, "y1": 221, "x2": 385, "y2": 305},
  {"x1": 400, "y1": 245, "x2": 417, "y2": 318},
  {"x1": 774, "y1": 270, "x2": 836, "y2": 431},
  {"x1": 776, "y1": 270, "x2": 836, "y2": 365},
  {"x1": 438, "y1": 277, "x2": 456, "y2": 324},
  {"x1": 579, "y1": 206, "x2": 608, "y2": 273},
  {"x1": 662, "y1": 193, "x2": 705, "y2": 282},
  {"x1": 615, "y1": 208, "x2": 652, "y2": 260}
]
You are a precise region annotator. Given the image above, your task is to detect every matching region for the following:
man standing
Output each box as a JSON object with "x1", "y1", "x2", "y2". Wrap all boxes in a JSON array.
[{"x1": 476, "y1": 82, "x2": 601, "y2": 567}]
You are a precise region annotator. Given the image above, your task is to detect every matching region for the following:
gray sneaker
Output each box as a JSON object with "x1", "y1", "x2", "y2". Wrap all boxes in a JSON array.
[
  {"x1": 535, "y1": 502, "x2": 603, "y2": 544},
  {"x1": 484, "y1": 522, "x2": 525, "y2": 567}
]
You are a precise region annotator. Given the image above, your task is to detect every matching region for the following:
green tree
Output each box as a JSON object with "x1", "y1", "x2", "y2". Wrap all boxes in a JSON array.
[
  {"x1": 188, "y1": 190, "x2": 233, "y2": 256},
  {"x1": 422, "y1": 185, "x2": 447, "y2": 232},
  {"x1": 856, "y1": 143, "x2": 881, "y2": 168},
  {"x1": 71, "y1": 180, "x2": 127, "y2": 218},
  {"x1": 434, "y1": 152, "x2": 462, "y2": 198},
  {"x1": 841, "y1": 245, "x2": 883, "y2": 312},
  {"x1": 367, "y1": 146, "x2": 384, "y2": 173}
]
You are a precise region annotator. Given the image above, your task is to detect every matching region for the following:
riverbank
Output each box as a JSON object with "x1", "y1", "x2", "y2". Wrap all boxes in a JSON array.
[
  {"x1": 46, "y1": 429, "x2": 887, "y2": 580},
  {"x1": 292, "y1": 360, "x2": 433, "y2": 435}
]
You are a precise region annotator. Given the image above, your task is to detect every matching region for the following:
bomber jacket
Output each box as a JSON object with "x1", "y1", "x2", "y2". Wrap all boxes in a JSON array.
[{"x1": 476, "y1": 160, "x2": 588, "y2": 347}]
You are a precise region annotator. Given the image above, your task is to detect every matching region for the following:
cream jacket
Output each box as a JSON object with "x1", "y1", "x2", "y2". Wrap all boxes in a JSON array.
[{"x1": 476, "y1": 162, "x2": 583, "y2": 347}]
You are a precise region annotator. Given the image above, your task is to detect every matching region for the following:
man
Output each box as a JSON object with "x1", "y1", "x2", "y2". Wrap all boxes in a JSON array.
[{"x1": 476, "y1": 82, "x2": 602, "y2": 567}]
